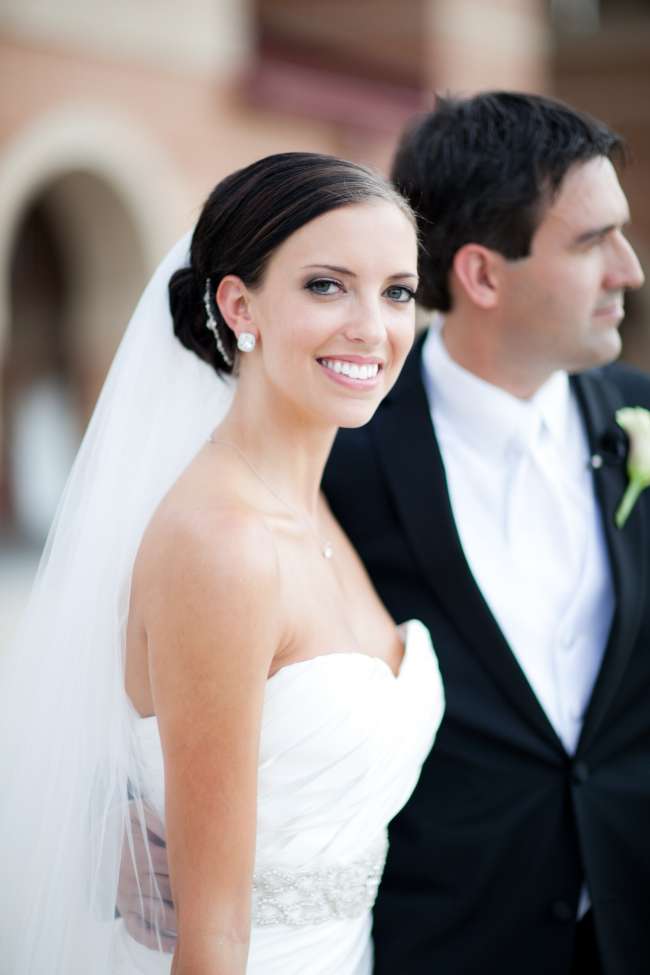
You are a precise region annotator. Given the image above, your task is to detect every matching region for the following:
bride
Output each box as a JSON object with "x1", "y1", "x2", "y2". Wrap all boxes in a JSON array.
[{"x1": 0, "y1": 153, "x2": 444, "y2": 974}]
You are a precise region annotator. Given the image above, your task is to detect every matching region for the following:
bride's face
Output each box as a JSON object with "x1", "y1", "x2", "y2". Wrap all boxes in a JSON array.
[{"x1": 239, "y1": 200, "x2": 418, "y2": 429}]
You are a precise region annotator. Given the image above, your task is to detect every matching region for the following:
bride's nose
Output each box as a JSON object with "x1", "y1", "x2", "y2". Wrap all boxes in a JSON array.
[{"x1": 340, "y1": 297, "x2": 386, "y2": 346}]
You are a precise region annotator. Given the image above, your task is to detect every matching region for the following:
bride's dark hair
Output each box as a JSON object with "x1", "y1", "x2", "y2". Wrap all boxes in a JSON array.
[{"x1": 169, "y1": 152, "x2": 413, "y2": 374}]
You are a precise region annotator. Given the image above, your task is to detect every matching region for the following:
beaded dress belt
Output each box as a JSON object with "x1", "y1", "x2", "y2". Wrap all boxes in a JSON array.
[{"x1": 252, "y1": 831, "x2": 389, "y2": 927}]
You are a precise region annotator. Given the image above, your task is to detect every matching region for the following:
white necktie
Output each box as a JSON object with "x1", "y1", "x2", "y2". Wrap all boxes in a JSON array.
[{"x1": 506, "y1": 415, "x2": 586, "y2": 618}]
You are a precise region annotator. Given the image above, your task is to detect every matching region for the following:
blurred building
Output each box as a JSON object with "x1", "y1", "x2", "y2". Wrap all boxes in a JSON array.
[
  {"x1": 0, "y1": 0, "x2": 550, "y2": 553},
  {"x1": 552, "y1": 0, "x2": 650, "y2": 366},
  {"x1": 0, "y1": 0, "x2": 648, "y2": 636}
]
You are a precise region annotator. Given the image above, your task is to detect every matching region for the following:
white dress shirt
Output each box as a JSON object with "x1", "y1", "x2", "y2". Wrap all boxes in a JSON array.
[{"x1": 421, "y1": 322, "x2": 615, "y2": 756}]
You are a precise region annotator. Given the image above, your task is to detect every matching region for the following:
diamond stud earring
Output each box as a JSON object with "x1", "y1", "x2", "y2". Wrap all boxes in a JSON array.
[{"x1": 237, "y1": 332, "x2": 257, "y2": 353}]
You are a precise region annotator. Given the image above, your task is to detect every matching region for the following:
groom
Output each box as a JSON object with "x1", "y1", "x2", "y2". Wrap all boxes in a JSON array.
[{"x1": 323, "y1": 91, "x2": 648, "y2": 974}]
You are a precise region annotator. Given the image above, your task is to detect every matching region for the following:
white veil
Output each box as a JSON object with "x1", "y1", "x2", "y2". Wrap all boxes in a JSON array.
[{"x1": 0, "y1": 232, "x2": 234, "y2": 972}]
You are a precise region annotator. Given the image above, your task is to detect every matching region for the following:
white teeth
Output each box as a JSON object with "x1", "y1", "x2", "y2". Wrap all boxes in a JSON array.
[{"x1": 320, "y1": 359, "x2": 379, "y2": 380}]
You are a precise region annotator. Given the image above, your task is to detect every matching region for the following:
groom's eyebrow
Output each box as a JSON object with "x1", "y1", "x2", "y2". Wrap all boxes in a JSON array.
[
  {"x1": 573, "y1": 212, "x2": 631, "y2": 246},
  {"x1": 301, "y1": 264, "x2": 418, "y2": 280},
  {"x1": 573, "y1": 225, "x2": 616, "y2": 245}
]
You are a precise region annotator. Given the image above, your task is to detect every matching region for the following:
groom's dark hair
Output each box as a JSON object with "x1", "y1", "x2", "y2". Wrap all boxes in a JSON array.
[{"x1": 391, "y1": 91, "x2": 625, "y2": 312}]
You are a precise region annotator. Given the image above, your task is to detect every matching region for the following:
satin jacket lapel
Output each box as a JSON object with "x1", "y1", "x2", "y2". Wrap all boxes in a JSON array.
[
  {"x1": 572, "y1": 370, "x2": 646, "y2": 751},
  {"x1": 372, "y1": 336, "x2": 564, "y2": 751}
]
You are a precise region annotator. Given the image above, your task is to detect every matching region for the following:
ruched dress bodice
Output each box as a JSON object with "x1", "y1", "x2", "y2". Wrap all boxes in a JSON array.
[{"x1": 115, "y1": 619, "x2": 444, "y2": 974}]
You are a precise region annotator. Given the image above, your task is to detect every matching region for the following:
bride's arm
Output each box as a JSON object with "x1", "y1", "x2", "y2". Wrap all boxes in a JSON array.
[{"x1": 142, "y1": 507, "x2": 283, "y2": 975}]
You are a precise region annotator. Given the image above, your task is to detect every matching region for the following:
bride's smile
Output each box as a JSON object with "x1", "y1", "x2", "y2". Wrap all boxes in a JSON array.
[{"x1": 316, "y1": 355, "x2": 383, "y2": 386}]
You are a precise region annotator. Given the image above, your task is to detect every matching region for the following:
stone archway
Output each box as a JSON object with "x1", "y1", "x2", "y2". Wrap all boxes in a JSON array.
[
  {"x1": 0, "y1": 105, "x2": 188, "y2": 546},
  {"x1": 2, "y1": 169, "x2": 149, "y2": 543}
]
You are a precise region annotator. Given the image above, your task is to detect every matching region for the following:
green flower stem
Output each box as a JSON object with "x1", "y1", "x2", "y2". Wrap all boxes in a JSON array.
[{"x1": 615, "y1": 479, "x2": 644, "y2": 529}]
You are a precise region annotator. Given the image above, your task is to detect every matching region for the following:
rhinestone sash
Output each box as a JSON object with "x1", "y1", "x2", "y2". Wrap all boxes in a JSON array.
[{"x1": 252, "y1": 831, "x2": 388, "y2": 927}]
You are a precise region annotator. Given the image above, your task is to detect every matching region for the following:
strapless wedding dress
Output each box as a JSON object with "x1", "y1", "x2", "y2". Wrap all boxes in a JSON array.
[{"x1": 113, "y1": 619, "x2": 443, "y2": 974}]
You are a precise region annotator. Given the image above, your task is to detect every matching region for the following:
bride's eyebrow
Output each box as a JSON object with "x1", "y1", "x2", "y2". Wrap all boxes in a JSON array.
[
  {"x1": 301, "y1": 264, "x2": 355, "y2": 275},
  {"x1": 300, "y1": 264, "x2": 418, "y2": 281}
]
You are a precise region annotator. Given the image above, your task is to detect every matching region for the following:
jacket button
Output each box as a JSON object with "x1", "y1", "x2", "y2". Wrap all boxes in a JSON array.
[
  {"x1": 572, "y1": 761, "x2": 589, "y2": 784},
  {"x1": 551, "y1": 900, "x2": 574, "y2": 922}
]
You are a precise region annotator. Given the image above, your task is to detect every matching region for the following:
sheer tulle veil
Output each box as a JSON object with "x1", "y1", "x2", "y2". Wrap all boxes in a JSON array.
[{"x1": 0, "y1": 231, "x2": 234, "y2": 972}]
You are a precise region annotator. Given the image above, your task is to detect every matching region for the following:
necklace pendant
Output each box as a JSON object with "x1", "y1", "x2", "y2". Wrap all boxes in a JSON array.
[{"x1": 322, "y1": 542, "x2": 333, "y2": 560}]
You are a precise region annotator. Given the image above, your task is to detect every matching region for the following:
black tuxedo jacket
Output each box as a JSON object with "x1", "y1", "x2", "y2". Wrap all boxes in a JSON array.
[{"x1": 323, "y1": 333, "x2": 650, "y2": 975}]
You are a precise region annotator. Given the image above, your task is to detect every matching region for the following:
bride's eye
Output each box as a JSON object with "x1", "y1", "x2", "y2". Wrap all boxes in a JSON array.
[
  {"x1": 384, "y1": 285, "x2": 415, "y2": 303},
  {"x1": 306, "y1": 279, "x2": 342, "y2": 296}
]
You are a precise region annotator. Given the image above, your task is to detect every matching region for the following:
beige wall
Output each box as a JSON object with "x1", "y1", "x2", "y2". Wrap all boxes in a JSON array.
[
  {"x1": 428, "y1": 0, "x2": 550, "y2": 94},
  {"x1": 552, "y1": 11, "x2": 650, "y2": 368},
  {"x1": 0, "y1": 0, "x2": 251, "y2": 78}
]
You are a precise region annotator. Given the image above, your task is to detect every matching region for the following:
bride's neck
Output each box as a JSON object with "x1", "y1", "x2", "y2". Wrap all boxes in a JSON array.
[{"x1": 214, "y1": 383, "x2": 336, "y2": 518}]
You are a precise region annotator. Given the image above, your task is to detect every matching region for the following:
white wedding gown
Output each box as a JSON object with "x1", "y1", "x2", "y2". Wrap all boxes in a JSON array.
[{"x1": 113, "y1": 619, "x2": 443, "y2": 974}]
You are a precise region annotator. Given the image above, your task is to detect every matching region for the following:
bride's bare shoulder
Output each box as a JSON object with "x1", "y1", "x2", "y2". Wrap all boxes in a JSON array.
[
  {"x1": 126, "y1": 453, "x2": 285, "y2": 713},
  {"x1": 133, "y1": 459, "x2": 279, "y2": 611}
]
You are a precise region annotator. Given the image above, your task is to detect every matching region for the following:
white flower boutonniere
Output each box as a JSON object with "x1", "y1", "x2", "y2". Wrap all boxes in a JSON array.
[{"x1": 614, "y1": 407, "x2": 650, "y2": 528}]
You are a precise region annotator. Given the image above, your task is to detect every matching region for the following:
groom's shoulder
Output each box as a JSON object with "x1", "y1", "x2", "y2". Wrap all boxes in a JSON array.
[
  {"x1": 327, "y1": 415, "x2": 375, "y2": 478},
  {"x1": 591, "y1": 360, "x2": 650, "y2": 409}
]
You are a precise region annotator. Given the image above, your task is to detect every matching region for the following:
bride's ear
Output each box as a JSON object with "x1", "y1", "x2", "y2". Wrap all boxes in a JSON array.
[{"x1": 216, "y1": 275, "x2": 256, "y2": 340}]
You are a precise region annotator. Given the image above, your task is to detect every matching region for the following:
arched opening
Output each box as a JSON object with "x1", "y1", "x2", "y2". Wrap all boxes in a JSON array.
[
  {"x1": 0, "y1": 106, "x2": 186, "y2": 647},
  {"x1": 1, "y1": 170, "x2": 147, "y2": 549},
  {"x1": 2, "y1": 194, "x2": 73, "y2": 547}
]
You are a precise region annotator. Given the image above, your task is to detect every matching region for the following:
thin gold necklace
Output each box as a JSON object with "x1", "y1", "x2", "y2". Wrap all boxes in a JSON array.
[{"x1": 208, "y1": 436, "x2": 334, "y2": 559}]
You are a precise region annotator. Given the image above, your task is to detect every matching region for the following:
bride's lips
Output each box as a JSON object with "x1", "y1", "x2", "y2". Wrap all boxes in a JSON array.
[{"x1": 316, "y1": 355, "x2": 384, "y2": 389}]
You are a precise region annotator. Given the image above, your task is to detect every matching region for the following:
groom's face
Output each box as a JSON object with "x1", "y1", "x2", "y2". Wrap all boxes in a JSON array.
[{"x1": 498, "y1": 156, "x2": 644, "y2": 375}]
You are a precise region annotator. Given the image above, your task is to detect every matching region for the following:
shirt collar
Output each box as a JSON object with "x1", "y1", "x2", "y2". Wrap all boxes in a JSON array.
[{"x1": 421, "y1": 317, "x2": 571, "y2": 460}]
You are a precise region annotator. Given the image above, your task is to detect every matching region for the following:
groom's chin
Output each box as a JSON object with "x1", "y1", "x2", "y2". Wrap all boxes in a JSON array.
[{"x1": 566, "y1": 330, "x2": 623, "y2": 374}]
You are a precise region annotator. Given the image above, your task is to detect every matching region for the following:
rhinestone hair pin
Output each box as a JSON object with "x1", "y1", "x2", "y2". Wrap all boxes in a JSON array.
[{"x1": 203, "y1": 278, "x2": 234, "y2": 367}]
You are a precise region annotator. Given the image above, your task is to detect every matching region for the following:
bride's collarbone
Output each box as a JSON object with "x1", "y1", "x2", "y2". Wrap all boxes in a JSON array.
[
  {"x1": 271, "y1": 546, "x2": 402, "y2": 679},
  {"x1": 271, "y1": 520, "x2": 373, "y2": 613}
]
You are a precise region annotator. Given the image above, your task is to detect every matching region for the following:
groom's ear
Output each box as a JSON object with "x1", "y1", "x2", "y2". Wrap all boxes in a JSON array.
[
  {"x1": 451, "y1": 243, "x2": 501, "y2": 310},
  {"x1": 216, "y1": 275, "x2": 255, "y2": 335}
]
